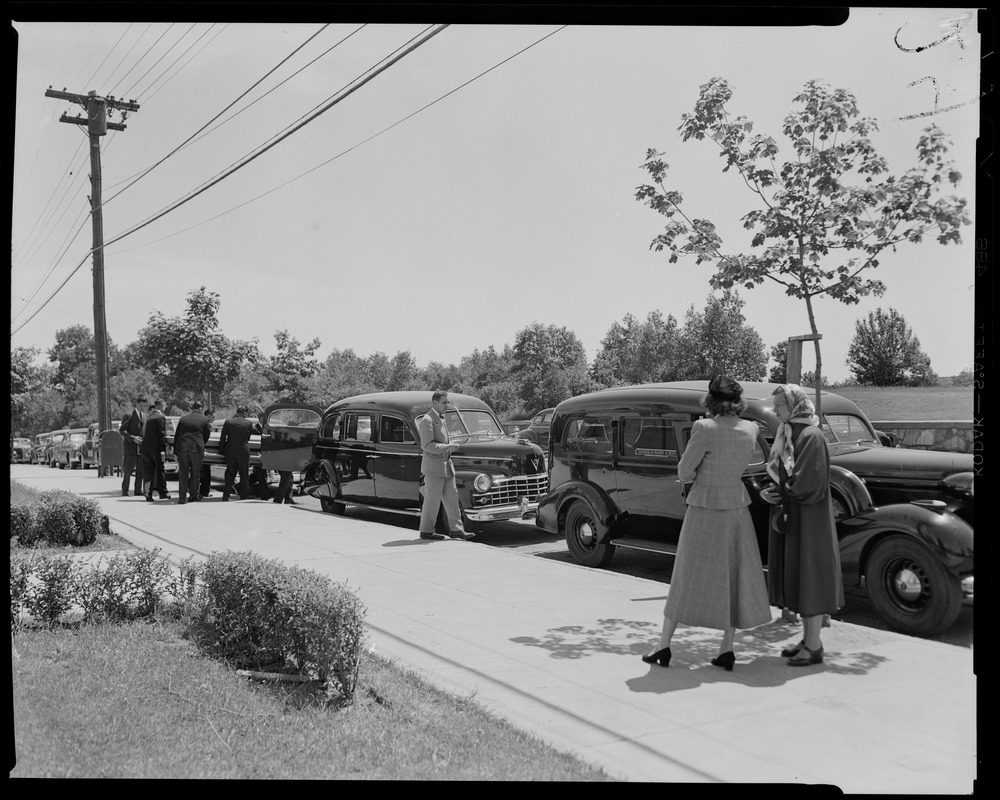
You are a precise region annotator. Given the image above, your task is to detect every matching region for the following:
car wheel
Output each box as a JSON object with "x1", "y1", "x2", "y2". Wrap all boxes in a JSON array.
[
  {"x1": 564, "y1": 500, "x2": 615, "y2": 568},
  {"x1": 68, "y1": 454, "x2": 77, "y2": 469},
  {"x1": 319, "y1": 478, "x2": 346, "y2": 515},
  {"x1": 865, "y1": 534, "x2": 963, "y2": 637}
]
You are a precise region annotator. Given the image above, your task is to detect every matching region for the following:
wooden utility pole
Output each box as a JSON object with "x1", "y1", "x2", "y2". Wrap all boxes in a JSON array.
[{"x1": 45, "y1": 88, "x2": 140, "y2": 435}]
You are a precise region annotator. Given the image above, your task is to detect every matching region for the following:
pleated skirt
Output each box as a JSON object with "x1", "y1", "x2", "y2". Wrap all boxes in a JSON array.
[{"x1": 663, "y1": 505, "x2": 773, "y2": 630}]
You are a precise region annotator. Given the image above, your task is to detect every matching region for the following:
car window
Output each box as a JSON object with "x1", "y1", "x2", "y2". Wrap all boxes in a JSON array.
[
  {"x1": 268, "y1": 408, "x2": 321, "y2": 428},
  {"x1": 541, "y1": 411, "x2": 553, "y2": 425},
  {"x1": 69, "y1": 433, "x2": 87, "y2": 442},
  {"x1": 454, "y1": 409, "x2": 503, "y2": 436},
  {"x1": 563, "y1": 417, "x2": 613, "y2": 456},
  {"x1": 319, "y1": 413, "x2": 342, "y2": 441},
  {"x1": 620, "y1": 417, "x2": 678, "y2": 459},
  {"x1": 380, "y1": 415, "x2": 415, "y2": 444},
  {"x1": 344, "y1": 414, "x2": 374, "y2": 442},
  {"x1": 823, "y1": 414, "x2": 880, "y2": 445}
]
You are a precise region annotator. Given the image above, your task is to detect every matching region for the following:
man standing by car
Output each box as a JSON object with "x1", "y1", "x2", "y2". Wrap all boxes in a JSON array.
[
  {"x1": 174, "y1": 401, "x2": 212, "y2": 504},
  {"x1": 219, "y1": 405, "x2": 254, "y2": 501},
  {"x1": 119, "y1": 397, "x2": 146, "y2": 496},
  {"x1": 416, "y1": 391, "x2": 475, "y2": 541},
  {"x1": 139, "y1": 400, "x2": 169, "y2": 502}
]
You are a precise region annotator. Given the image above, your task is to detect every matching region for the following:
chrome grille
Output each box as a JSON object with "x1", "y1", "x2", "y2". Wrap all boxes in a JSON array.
[{"x1": 479, "y1": 473, "x2": 548, "y2": 506}]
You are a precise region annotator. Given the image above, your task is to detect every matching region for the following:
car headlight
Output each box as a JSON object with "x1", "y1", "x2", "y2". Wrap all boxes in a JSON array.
[{"x1": 473, "y1": 473, "x2": 493, "y2": 493}]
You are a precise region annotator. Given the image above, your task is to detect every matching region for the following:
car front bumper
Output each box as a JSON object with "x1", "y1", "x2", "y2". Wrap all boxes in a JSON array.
[{"x1": 466, "y1": 497, "x2": 539, "y2": 522}]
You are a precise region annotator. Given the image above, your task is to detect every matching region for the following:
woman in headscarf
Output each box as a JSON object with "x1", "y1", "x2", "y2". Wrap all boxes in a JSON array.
[
  {"x1": 642, "y1": 375, "x2": 772, "y2": 671},
  {"x1": 760, "y1": 384, "x2": 844, "y2": 666}
]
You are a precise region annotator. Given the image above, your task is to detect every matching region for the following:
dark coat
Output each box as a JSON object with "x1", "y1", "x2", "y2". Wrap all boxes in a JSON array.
[
  {"x1": 767, "y1": 423, "x2": 845, "y2": 616},
  {"x1": 219, "y1": 415, "x2": 255, "y2": 457},
  {"x1": 119, "y1": 407, "x2": 145, "y2": 454},
  {"x1": 139, "y1": 410, "x2": 167, "y2": 456},
  {"x1": 175, "y1": 412, "x2": 212, "y2": 454}
]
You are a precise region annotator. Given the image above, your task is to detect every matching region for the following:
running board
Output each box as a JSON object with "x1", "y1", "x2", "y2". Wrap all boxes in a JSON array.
[{"x1": 604, "y1": 537, "x2": 678, "y2": 557}]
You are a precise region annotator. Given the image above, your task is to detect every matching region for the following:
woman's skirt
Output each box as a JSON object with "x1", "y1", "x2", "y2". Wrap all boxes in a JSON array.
[{"x1": 663, "y1": 505, "x2": 773, "y2": 630}]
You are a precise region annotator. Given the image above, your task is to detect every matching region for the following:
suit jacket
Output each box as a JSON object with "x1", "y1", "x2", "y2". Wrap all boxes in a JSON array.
[
  {"x1": 678, "y1": 416, "x2": 758, "y2": 509},
  {"x1": 175, "y1": 412, "x2": 212, "y2": 454},
  {"x1": 139, "y1": 410, "x2": 167, "y2": 457},
  {"x1": 417, "y1": 407, "x2": 456, "y2": 477},
  {"x1": 119, "y1": 407, "x2": 145, "y2": 454},
  {"x1": 219, "y1": 415, "x2": 255, "y2": 457}
]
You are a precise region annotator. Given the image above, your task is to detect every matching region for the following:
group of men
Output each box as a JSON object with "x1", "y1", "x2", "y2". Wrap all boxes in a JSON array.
[{"x1": 119, "y1": 399, "x2": 263, "y2": 503}]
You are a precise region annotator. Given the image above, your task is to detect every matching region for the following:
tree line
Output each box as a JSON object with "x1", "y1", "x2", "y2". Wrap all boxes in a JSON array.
[{"x1": 11, "y1": 285, "x2": 950, "y2": 438}]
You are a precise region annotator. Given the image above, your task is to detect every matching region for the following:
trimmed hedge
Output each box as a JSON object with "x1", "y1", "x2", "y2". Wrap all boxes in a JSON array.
[
  {"x1": 192, "y1": 551, "x2": 367, "y2": 704},
  {"x1": 10, "y1": 490, "x2": 102, "y2": 548}
]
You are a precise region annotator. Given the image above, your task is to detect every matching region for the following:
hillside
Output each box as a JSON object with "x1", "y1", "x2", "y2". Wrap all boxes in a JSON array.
[{"x1": 822, "y1": 385, "x2": 973, "y2": 421}]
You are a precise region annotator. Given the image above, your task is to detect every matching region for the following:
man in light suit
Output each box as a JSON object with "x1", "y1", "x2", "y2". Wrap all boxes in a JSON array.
[
  {"x1": 416, "y1": 391, "x2": 475, "y2": 541},
  {"x1": 174, "y1": 401, "x2": 212, "y2": 504},
  {"x1": 119, "y1": 397, "x2": 146, "y2": 496}
]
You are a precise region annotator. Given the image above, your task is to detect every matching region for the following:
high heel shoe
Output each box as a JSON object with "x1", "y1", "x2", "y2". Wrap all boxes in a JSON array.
[
  {"x1": 787, "y1": 644, "x2": 824, "y2": 666},
  {"x1": 710, "y1": 651, "x2": 736, "y2": 671},
  {"x1": 641, "y1": 647, "x2": 671, "y2": 667},
  {"x1": 781, "y1": 640, "x2": 806, "y2": 658}
]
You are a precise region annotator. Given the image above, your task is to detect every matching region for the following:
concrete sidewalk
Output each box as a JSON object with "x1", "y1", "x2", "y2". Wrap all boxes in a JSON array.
[{"x1": 12, "y1": 466, "x2": 977, "y2": 789}]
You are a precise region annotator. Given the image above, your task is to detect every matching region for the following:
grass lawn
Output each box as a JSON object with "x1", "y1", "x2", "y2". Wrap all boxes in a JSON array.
[
  {"x1": 11, "y1": 620, "x2": 612, "y2": 780},
  {"x1": 823, "y1": 385, "x2": 973, "y2": 421}
]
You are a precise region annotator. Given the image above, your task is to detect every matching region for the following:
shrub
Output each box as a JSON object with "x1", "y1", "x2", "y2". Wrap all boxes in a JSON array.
[
  {"x1": 10, "y1": 556, "x2": 34, "y2": 631},
  {"x1": 11, "y1": 503, "x2": 41, "y2": 547},
  {"x1": 65, "y1": 496, "x2": 102, "y2": 546},
  {"x1": 193, "y1": 551, "x2": 367, "y2": 705},
  {"x1": 23, "y1": 554, "x2": 81, "y2": 627},
  {"x1": 76, "y1": 549, "x2": 174, "y2": 623}
]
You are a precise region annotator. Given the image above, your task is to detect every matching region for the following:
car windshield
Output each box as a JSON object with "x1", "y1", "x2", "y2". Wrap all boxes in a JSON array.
[
  {"x1": 822, "y1": 413, "x2": 881, "y2": 446},
  {"x1": 445, "y1": 409, "x2": 504, "y2": 437},
  {"x1": 69, "y1": 433, "x2": 86, "y2": 442}
]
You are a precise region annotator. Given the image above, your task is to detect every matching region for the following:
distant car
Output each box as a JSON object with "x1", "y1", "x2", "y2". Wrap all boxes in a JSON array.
[
  {"x1": 31, "y1": 433, "x2": 52, "y2": 465},
  {"x1": 514, "y1": 408, "x2": 556, "y2": 449},
  {"x1": 11, "y1": 437, "x2": 32, "y2": 463},
  {"x1": 51, "y1": 428, "x2": 90, "y2": 469},
  {"x1": 45, "y1": 430, "x2": 70, "y2": 468},
  {"x1": 536, "y1": 381, "x2": 974, "y2": 637},
  {"x1": 80, "y1": 423, "x2": 102, "y2": 469},
  {"x1": 263, "y1": 392, "x2": 547, "y2": 532}
]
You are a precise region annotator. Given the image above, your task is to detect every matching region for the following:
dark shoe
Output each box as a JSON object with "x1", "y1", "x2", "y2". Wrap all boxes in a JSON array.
[
  {"x1": 203, "y1": 492, "x2": 213, "y2": 497},
  {"x1": 178, "y1": 500, "x2": 186, "y2": 505},
  {"x1": 419, "y1": 532, "x2": 446, "y2": 540},
  {"x1": 159, "y1": 494, "x2": 170, "y2": 499},
  {"x1": 145, "y1": 495, "x2": 154, "y2": 502},
  {"x1": 781, "y1": 640, "x2": 806, "y2": 659},
  {"x1": 191, "y1": 496, "x2": 201, "y2": 502},
  {"x1": 641, "y1": 647, "x2": 672, "y2": 667},
  {"x1": 285, "y1": 499, "x2": 297, "y2": 505},
  {"x1": 448, "y1": 530, "x2": 475, "y2": 540},
  {"x1": 787, "y1": 645, "x2": 824, "y2": 667},
  {"x1": 121, "y1": 490, "x2": 129, "y2": 497},
  {"x1": 222, "y1": 495, "x2": 230, "y2": 502},
  {"x1": 711, "y1": 651, "x2": 736, "y2": 672},
  {"x1": 134, "y1": 491, "x2": 144, "y2": 497}
]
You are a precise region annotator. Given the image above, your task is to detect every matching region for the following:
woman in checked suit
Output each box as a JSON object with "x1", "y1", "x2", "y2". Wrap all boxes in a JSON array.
[{"x1": 642, "y1": 375, "x2": 772, "y2": 671}]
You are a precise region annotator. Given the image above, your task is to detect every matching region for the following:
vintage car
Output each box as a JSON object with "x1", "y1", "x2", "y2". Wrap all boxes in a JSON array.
[
  {"x1": 31, "y1": 433, "x2": 52, "y2": 465},
  {"x1": 262, "y1": 392, "x2": 548, "y2": 531},
  {"x1": 50, "y1": 428, "x2": 90, "y2": 469},
  {"x1": 11, "y1": 437, "x2": 33, "y2": 463},
  {"x1": 81, "y1": 422, "x2": 102, "y2": 469},
  {"x1": 45, "y1": 429, "x2": 70, "y2": 468},
  {"x1": 514, "y1": 407, "x2": 556, "y2": 449},
  {"x1": 535, "y1": 381, "x2": 974, "y2": 637}
]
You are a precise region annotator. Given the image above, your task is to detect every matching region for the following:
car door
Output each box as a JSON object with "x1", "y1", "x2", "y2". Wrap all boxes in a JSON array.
[
  {"x1": 537, "y1": 410, "x2": 554, "y2": 450},
  {"x1": 372, "y1": 413, "x2": 422, "y2": 508},
  {"x1": 615, "y1": 414, "x2": 689, "y2": 536},
  {"x1": 260, "y1": 404, "x2": 323, "y2": 472},
  {"x1": 337, "y1": 412, "x2": 377, "y2": 502}
]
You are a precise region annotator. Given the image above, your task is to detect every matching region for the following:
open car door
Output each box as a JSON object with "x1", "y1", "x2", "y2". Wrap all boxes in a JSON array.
[{"x1": 260, "y1": 404, "x2": 322, "y2": 472}]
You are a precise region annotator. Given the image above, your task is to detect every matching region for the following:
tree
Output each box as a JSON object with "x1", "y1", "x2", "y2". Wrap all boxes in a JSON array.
[
  {"x1": 846, "y1": 307, "x2": 937, "y2": 386},
  {"x1": 769, "y1": 340, "x2": 788, "y2": 383},
  {"x1": 264, "y1": 330, "x2": 322, "y2": 403},
  {"x1": 510, "y1": 323, "x2": 591, "y2": 412},
  {"x1": 675, "y1": 289, "x2": 767, "y2": 381},
  {"x1": 636, "y1": 78, "x2": 970, "y2": 412},
  {"x1": 591, "y1": 310, "x2": 681, "y2": 387},
  {"x1": 11, "y1": 347, "x2": 47, "y2": 435},
  {"x1": 134, "y1": 287, "x2": 260, "y2": 406}
]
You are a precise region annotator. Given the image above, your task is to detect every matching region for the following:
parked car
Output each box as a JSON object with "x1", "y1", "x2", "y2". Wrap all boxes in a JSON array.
[
  {"x1": 50, "y1": 428, "x2": 91, "y2": 469},
  {"x1": 31, "y1": 433, "x2": 52, "y2": 465},
  {"x1": 535, "y1": 381, "x2": 973, "y2": 637},
  {"x1": 11, "y1": 437, "x2": 33, "y2": 463},
  {"x1": 45, "y1": 430, "x2": 70, "y2": 468},
  {"x1": 81, "y1": 422, "x2": 102, "y2": 469},
  {"x1": 263, "y1": 392, "x2": 548, "y2": 532},
  {"x1": 514, "y1": 407, "x2": 556, "y2": 449}
]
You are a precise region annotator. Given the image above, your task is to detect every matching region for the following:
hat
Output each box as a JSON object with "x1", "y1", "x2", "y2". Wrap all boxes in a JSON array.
[
  {"x1": 236, "y1": 405, "x2": 248, "y2": 415},
  {"x1": 191, "y1": 401, "x2": 203, "y2": 410},
  {"x1": 708, "y1": 375, "x2": 743, "y2": 401}
]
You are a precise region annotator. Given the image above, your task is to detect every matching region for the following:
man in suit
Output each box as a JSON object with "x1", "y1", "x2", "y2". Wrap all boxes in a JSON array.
[
  {"x1": 219, "y1": 405, "x2": 255, "y2": 501},
  {"x1": 119, "y1": 397, "x2": 146, "y2": 496},
  {"x1": 174, "y1": 401, "x2": 212, "y2": 504},
  {"x1": 199, "y1": 408, "x2": 215, "y2": 498},
  {"x1": 139, "y1": 399, "x2": 169, "y2": 502},
  {"x1": 416, "y1": 391, "x2": 475, "y2": 541}
]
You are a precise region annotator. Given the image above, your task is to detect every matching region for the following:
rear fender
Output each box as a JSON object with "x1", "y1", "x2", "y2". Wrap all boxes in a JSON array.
[
  {"x1": 302, "y1": 459, "x2": 339, "y2": 500},
  {"x1": 535, "y1": 481, "x2": 626, "y2": 540}
]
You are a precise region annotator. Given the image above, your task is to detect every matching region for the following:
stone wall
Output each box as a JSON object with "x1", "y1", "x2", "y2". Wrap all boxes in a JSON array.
[{"x1": 871, "y1": 421, "x2": 974, "y2": 454}]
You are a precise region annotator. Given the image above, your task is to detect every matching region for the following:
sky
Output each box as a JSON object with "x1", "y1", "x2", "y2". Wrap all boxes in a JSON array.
[{"x1": 9, "y1": 8, "x2": 985, "y2": 385}]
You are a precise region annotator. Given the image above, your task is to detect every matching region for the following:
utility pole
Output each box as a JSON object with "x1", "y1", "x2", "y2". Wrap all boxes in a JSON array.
[{"x1": 45, "y1": 88, "x2": 140, "y2": 435}]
